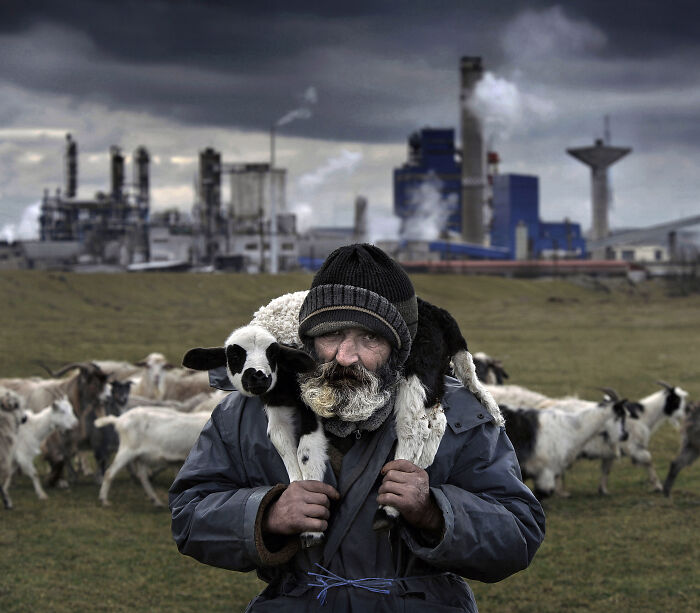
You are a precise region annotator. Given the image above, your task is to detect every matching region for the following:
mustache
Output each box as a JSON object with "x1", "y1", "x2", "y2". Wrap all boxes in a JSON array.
[{"x1": 319, "y1": 361, "x2": 373, "y2": 386}]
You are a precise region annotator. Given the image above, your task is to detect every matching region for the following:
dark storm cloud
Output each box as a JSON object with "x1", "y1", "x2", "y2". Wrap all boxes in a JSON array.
[
  {"x1": 1, "y1": 0, "x2": 697, "y2": 143},
  {"x1": 0, "y1": 0, "x2": 699, "y2": 145}
]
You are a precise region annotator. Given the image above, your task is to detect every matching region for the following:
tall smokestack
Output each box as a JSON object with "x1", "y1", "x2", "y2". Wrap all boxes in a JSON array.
[
  {"x1": 353, "y1": 195, "x2": 368, "y2": 242},
  {"x1": 460, "y1": 56, "x2": 485, "y2": 245},
  {"x1": 110, "y1": 146, "x2": 125, "y2": 202},
  {"x1": 133, "y1": 146, "x2": 150, "y2": 209},
  {"x1": 64, "y1": 133, "x2": 77, "y2": 198}
]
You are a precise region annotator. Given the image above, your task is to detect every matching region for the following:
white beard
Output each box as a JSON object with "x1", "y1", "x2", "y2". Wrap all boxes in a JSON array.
[{"x1": 299, "y1": 362, "x2": 392, "y2": 422}]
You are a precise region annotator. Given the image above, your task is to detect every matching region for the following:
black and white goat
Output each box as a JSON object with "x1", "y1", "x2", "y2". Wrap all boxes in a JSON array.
[
  {"x1": 184, "y1": 291, "x2": 502, "y2": 539},
  {"x1": 472, "y1": 352, "x2": 509, "y2": 385},
  {"x1": 500, "y1": 390, "x2": 629, "y2": 499},
  {"x1": 182, "y1": 325, "x2": 324, "y2": 547}
]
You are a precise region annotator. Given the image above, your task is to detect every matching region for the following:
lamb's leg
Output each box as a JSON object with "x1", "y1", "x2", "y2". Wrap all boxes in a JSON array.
[
  {"x1": 663, "y1": 445, "x2": 699, "y2": 497},
  {"x1": 297, "y1": 415, "x2": 329, "y2": 548},
  {"x1": 134, "y1": 461, "x2": 164, "y2": 507},
  {"x1": 0, "y1": 485, "x2": 11, "y2": 510},
  {"x1": 374, "y1": 375, "x2": 429, "y2": 530},
  {"x1": 99, "y1": 448, "x2": 136, "y2": 506},
  {"x1": 416, "y1": 404, "x2": 446, "y2": 469},
  {"x1": 265, "y1": 406, "x2": 303, "y2": 482}
]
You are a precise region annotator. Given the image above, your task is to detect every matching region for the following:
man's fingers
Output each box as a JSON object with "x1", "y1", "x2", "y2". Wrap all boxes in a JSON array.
[
  {"x1": 302, "y1": 503, "x2": 331, "y2": 520},
  {"x1": 297, "y1": 480, "x2": 340, "y2": 500},
  {"x1": 381, "y1": 469, "x2": 418, "y2": 484},
  {"x1": 378, "y1": 480, "x2": 411, "y2": 497},
  {"x1": 377, "y1": 492, "x2": 403, "y2": 509},
  {"x1": 381, "y1": 459, "x2": 421, "y2": 475}
]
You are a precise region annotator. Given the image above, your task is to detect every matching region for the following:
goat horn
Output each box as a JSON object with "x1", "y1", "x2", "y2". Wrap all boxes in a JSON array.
[
  {"x1": 655, "y1": 380, "x2": 674, "y2": 391},
  {"x1": 52, "y1": 362, "x2": 90, "y2": 378},
  {"x1": 34, "y1": 360, "x2": 59, "y2": 377},
  {"x1": 598, "y1": 387, "x2": 619, "y2": 401}
]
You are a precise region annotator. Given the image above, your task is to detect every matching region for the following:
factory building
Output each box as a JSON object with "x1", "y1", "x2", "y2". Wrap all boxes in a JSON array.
[
  {"x1": 393, "y1": 128, "x2": 462, "y2": 236},
  {"x1": 491, "y1": 174, "x2": 585, "y2": 259},
  {"x1": 187, "y1": 152, "x2": 298, "y2": 272},
  {"x1": 38, "y1": 134, "x2": 150, "y2": 266}
]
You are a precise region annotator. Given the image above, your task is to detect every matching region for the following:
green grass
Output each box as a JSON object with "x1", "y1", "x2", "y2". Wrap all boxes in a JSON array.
[{"x1": 1, "y1": 271, "x2": 700, "y2": 612}]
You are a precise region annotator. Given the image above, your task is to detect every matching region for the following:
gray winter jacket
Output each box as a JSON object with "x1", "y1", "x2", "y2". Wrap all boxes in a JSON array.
[{"x1": 169, "y1": 376, "x2": 545, "y2": 612}]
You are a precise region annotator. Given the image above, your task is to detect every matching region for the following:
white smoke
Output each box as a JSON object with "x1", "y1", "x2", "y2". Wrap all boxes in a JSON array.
[
  {"x1": 0, "y1": 202, "x2": 41, "y2": 242},
  {"x1": 399, "y1": 171, "x2": 455, "y2": 241},
  {"x1": 290, "y1": 202, "x2": 314, "y2": 234},
  {"x1": 297, "y1": 149, "x2": 363, "y2": 190},
  {"x1": 468, "y1": 72, "x2": 555, "y2": 142},
  {"x1": 276, "y1": 86, "x2": 318, "y2": 127}
]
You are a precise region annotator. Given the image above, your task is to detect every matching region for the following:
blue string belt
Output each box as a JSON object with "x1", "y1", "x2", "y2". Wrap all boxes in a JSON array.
[{"x1": 307, "y1": 563, "x2": 394, "y2": 605}]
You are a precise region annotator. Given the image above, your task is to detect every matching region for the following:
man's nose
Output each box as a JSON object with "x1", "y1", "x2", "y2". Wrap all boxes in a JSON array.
[{"x1": 335, "y1": 336, "x2": 359, "y2": 366}]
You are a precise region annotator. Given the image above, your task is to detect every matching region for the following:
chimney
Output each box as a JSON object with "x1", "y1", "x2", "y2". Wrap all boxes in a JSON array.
[
  {"x1": 460, "y1": 56, "x2": 485, "y2": 245},
  {"x1": 64, "y1": 133, "x2": 77, "y2": 198},
  {"x1": 133, "y1": 146, "x2": 150, "y2": 209},
  {"x1": 353, "y1": 195, "x2": 368, "y2": 242},
  {"x1": 110, "y1": 146, "x2": 125, "y2": 202}
]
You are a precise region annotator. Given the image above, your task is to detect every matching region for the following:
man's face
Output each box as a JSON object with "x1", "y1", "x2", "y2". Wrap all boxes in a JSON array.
[
  {"x1": 313, "y1": 328, "x2": 391, "y2": 372},
  {"x1": 300, "y1": 328, "x2": 396, "y2": 421}
]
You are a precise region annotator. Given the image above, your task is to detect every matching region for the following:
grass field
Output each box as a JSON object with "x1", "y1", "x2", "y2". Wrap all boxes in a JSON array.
[{"x1": 1, "y1": 270, "x2": 699, "y2": 612}]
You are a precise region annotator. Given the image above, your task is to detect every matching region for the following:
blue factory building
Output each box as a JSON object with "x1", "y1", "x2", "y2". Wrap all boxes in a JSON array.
[
  {"x1": 491, "y1": 174, "x2": 585, "y2": 259},
  {"x1": 393, "y1": 128, "x2": 462, "y2": 235}
]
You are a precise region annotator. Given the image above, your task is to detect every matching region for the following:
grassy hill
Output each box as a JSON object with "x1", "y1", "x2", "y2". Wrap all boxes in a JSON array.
[{"x1": 1, "y1": 271, "x2": 699, "y2": 612}]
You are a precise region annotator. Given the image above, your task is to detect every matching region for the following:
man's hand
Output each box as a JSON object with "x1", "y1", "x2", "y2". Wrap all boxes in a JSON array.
[
  {"x1": 377, "y1": 460, "x2": 444, "y2": 534},
  {"x1": 263, "y1": 480, "x2": 340, "y2": 535}
]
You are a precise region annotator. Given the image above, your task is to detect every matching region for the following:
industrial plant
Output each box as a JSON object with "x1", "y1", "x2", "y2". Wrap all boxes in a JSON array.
[{"x1": 3, "y1": 56, "x2": 698, "y2": 275}]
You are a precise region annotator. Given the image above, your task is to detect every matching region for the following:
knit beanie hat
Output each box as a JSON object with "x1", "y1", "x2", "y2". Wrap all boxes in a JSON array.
[{"x1": 298, "y1": 244, "x2": 418, "y2": 367}]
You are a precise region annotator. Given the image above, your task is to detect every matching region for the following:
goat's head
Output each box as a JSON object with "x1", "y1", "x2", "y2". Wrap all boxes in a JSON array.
[
  {"x1": 109, "y1": 380, "x2": 132, "y2": 408},
  {"x1": 600, "y1": 387, "x2": 630, "y2": 442},
  {"x1": 656, "y1": 381, "x2": 689, "y2": 425},
  {"x1": 0, "y1": 388, "x2": 22, "y2": 414},
  {"x1": 137, "y1": 352, "x2": 172, "y2": 391},
  {"x1": 51, "y1": 396, "x2": 79, "y2": 431},
  {"x1": 183, "y1": 325, "x2": 316, "y2": 397}
]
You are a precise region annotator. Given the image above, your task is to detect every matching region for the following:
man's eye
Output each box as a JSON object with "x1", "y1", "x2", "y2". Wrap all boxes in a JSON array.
[{"x1": 363, "y1": 333, "x2": 377, "y2": 342}]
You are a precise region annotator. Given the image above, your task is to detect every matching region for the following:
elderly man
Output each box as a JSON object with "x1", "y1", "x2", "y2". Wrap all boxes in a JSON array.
[{"x1": 170, "y1": 244, "x2": 545, "y2": 612}]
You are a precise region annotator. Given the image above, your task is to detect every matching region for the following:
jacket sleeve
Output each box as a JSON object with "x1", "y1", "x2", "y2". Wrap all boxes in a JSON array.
[
  {"x1": 399, "y1": 422, "x2": 546, "y2": 582},
  {"x1": 169, "y1": 399, "x2": 298, "y2": 571}
]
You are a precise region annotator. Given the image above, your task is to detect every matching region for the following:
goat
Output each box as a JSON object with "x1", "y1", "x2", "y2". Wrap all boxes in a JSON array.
[
  {"x1": 485, "y1": 383, "x2": 552, "y2": 409},
  {"x1": 0, "y1": 362, "x2": 108, "y2": 487},
  {"x1": 85, "y1": 380, "x2": 132, "y2": 481},
  {"x1": 663, "y1": 402, "x2": 700, "y2": 496},
  {"x1": 579, "y1": 382, "x2": 688, "y2": 494},
  {"x1": 129, "y1": 352, "x2": 212, "y2": 402},
  {"x1": 182, "y1": 325, "x2": 323, "y2": 546},
  {"x1": 95, "y1": 407, "x2": 213, "y2": 507},
  {"x1": 472, "y1": 352, "x2": 509, "y2": 384},
  {"x1": 1, "y1": 387, "x2": 26, "y2": 509},
  {"x1": 500, "y1": 391, "x2": 629, "y2": 499},
  {"x1": 7, "y1": 397, "x2": 78, "y2": 500}
]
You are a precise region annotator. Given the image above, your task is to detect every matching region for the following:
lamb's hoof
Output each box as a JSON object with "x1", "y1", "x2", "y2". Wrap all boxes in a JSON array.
[
  {"x1": 372, "y1": 508, "x2": 397, "y2": 532},
  {"x1": 300, "y1": 532, "x2": 324, "y2": 549},
  {"x1": 100, "y1": 499, "x2": 111, "y2": 507},
  {"x1": 598, "y1": 488, "x2": 610, "y2": 496},
  {"x1": 57, "y1": 479, "x2": 70, "y2": 490}
]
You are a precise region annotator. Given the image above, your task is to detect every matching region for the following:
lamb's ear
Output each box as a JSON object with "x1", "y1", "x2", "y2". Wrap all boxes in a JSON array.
[
  {"x1": 277, "y1": 345, "x2": 317, "y2": 373},
  {"x1": 182, "y1": 347, "x2": 226, "y2": 371}
]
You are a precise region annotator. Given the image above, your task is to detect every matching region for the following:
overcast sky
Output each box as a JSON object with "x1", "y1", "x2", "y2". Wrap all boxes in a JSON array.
[{"x1": 1, "y1": 0, "x2": 699, "y2": 241}]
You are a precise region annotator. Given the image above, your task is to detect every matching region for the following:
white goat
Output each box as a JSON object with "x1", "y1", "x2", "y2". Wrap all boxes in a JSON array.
[
  {"x1": 95, "y1": 407, "x2": 212, "y2": 507},
  {"x1": 501, "y1": 395, "x2": 628, "y2": 499},
  {"x1": 7, "y1": 397, "x2": 78, "y2": 500},
  {"x1": 1, "y1": 387, "x2": 25, "y2": 510}
]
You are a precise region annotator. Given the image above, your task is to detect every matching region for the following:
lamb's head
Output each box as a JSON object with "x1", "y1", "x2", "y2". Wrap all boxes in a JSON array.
[
  {"x1": 51, "y1": 396, "x2": 78, "y2": 431},
  {"x1": 182, "y1": 325, "x2": 316, "y2": 397}
]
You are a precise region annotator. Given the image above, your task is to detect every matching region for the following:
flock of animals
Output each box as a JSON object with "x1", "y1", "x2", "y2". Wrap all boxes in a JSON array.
[{"x1": 1, "y1": 293, "x2": 698, "y2": 514}]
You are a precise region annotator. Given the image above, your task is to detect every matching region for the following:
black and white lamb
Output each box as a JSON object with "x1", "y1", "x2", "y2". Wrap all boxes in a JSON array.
[{"x1": 183, "y1": 290, "x2": 502, "y2": 540}]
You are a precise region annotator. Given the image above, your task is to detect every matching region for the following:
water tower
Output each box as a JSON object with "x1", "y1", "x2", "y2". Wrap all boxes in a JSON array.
[{"x1": 567, "y1": 138, "x2": 631, "y2": 258}]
